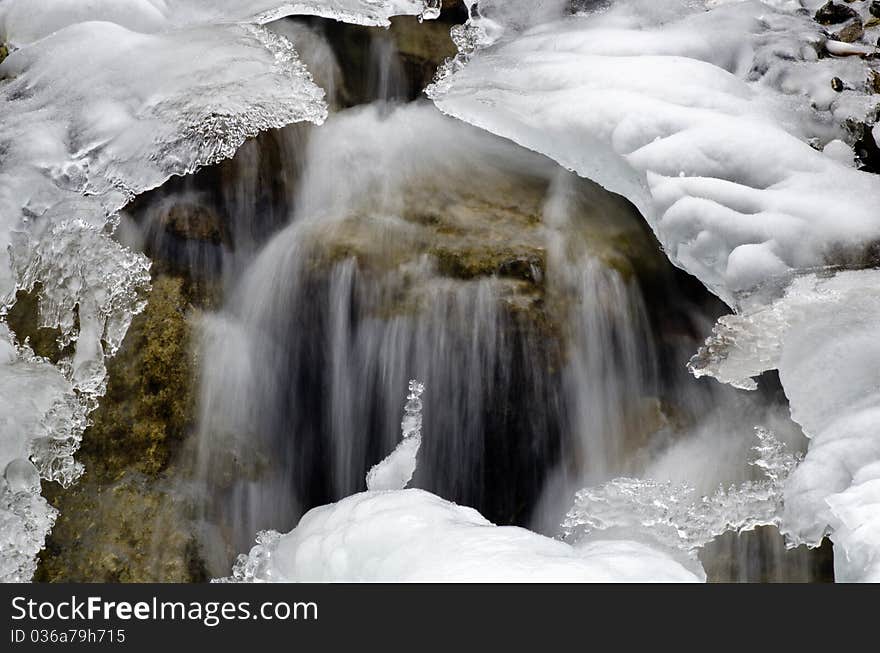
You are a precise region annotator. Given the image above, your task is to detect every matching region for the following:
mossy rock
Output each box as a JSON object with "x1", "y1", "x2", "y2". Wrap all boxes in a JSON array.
[
  {"x1": 36, "y1": 472, "x2": 207, "y2": 583},
  {"x1": 5, "y1": 285, "x2": 71, "y2": 363},
  {"x1": 81, "y1": 275, "x2": 194, "y2": 478},
  {"x1": 431, "y1": 245, "x2": 545, "y2": 284},
  {"x1": 36, "y1": 274, "x2": 205, "y2": 582}
]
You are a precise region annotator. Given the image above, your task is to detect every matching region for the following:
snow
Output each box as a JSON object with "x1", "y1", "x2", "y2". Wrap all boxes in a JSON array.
[
  {"x1": 223, "y1": 489, "x2": 701, "y2": 582},
  {"x1": 0, "y1": 0, "x2": 440, "y2": 46},
  {"x1": 429, "y1": 0, "x2": 880, "y2": 306}
]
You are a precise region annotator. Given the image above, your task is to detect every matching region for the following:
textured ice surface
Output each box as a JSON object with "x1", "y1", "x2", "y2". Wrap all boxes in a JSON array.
[
  {"x1": 429, "y1": 0, "x2": 880, "y2": 306},
  {"x1": 366, "y1": 380, "x2": 425, "y2": 492},
  {"x1": 221, "y1": 489, "x2": 700, "y2": 582},
  {"x1": 0, "y1": 0, "x2": 440, "y2": 46},
  {"x1": 690, "y1": 269, "x2": 880, "y2": 581},
  {"x1": 0, "y1": 0, "x2": 429, "y2": 582},
  {"x1": 562, "y1": 428, "x2": 800, "y2": 564},
  {"x1": 0, "y1": 325, "x2": 69, "y2": 581}
]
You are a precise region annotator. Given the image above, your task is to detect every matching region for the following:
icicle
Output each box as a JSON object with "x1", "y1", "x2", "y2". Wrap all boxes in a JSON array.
[{"x1": 366, "y1": 380, "x2": 425, "y2": 492}]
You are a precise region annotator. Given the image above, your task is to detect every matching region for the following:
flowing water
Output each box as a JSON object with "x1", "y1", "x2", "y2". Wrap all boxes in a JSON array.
[{"x1": 124, "y1": 19, "x2": 831, "y2": 581}]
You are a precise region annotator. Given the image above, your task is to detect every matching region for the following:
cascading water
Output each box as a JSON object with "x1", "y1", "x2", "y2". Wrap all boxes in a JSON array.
[{"x1": 104, "y1": 15, "x2": 833, "y2": 581}]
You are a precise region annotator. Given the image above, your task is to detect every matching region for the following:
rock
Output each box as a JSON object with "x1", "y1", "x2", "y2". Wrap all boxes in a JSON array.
[
  {"x1": 0, "y1": 44, "x2": 7, "y2": 65},
  {"x1": 322, "y1": 16, "x2": 457, "y2": 105},
  {"x1": 35, "y1": 275, "x2": 206, "y2": 582},
  {"x1": 702, "y1": 527, "x2": 835, "y2": 582},
  {"x1": 869, "y1": 69, "x2": 880, "y2": 94},
  {"x1": 5, "y1": 285, "x2": 70, "y2": 363},
  {"x1": 389, "y1": 17, "x2": 458, "y2": 93},
  {"x1": 815, "y1": 1, "x2": 860, "y2": 25},
  {"x1": 871, "y1": 2, "x2": 880, "y2": 19},
  {"x1": 159, "y1": 203, "x2": 228, "y2": 245},
  {"x1": 832, "y1": 18, "x2": 865, "y2": 44}
]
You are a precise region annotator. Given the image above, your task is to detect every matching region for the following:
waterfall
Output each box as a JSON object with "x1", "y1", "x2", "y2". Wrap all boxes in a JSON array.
[{"x1": 108, "y1": 19, "x2": 830, "y2": 581}]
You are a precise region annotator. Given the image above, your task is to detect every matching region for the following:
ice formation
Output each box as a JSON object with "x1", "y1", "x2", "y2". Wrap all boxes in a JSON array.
[
  {"x1": 562, "y1": 428, "x2": 800, "y2": 560},
  {"x1": 0, "y1": 0, "x2": 437, "y2": 581},
  {"x1": 0, "y1": 0, "x2": 441, "y2": 46},
  {"x1": 690, "y1": 269, "x2": 880, "y2": 581},
  {"x1": 366, "y1": 380, "x2": 425, "y2": 492}
]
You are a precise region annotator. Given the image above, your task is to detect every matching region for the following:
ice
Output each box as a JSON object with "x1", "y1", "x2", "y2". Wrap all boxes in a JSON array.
[
  {"x1": 366, "y1": 380, "x2": 425, "y2": 492},
  {"x1": 0, "y1": 481, "x2": 57, "y2": 583},
  {"x1": 220, "y1": 489, "x2": 700, "y2": 582},
  {"x1": 690, "y1": 269, "x2": 880, "y2": 580},
  {"x1": 429, "y1": 0, "x2": 880, "y2": 306},
  {"x1": 562, "y1": 428, "x2": 800, "y2": 566},
  {"x1": 0, "y1": 0, "x2": 440, "y2": 46}
]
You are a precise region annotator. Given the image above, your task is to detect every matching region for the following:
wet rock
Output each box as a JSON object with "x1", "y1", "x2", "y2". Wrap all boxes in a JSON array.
[
  {"x1": 159, "y1": 203, "x2": 228, "y2": 245},
  {"x1": 389, "y1": 17, "x2": 458, "y2": 94},
  {"x1": 869, "y1": 69, "x2": 880, "y2": 93},
  {"x1": 832, "y1": 18, "x2": 865, "y2": 44},
  {"x1": 5, "y1": 285, "x2": 70, "y2": 363},
  {"x1": 815, "y1": 2, "x2": 860, "y2": 26},
  {"x1": 702, "y1": 527, "x2": 835, "y2": 583},
  {"x1": 846, "y1": 118, "x2": 880, "y2": 173},
  {"x1": 322, "y1": 16, "x2": 456, "y2": 104}
]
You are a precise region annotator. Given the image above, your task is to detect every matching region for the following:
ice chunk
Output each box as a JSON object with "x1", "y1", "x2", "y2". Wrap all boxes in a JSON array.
[
  {"x1": 366, "y1": 380, "x2": 425, "y2": 492},
  {"x1": 561, "y1": 428, "x2": 800, "y2": 562},
  {"x1": 689, "y1": 269, "x2": 880, "y2": 581},
  {"x1": 220, "y1": 530, "x2": 283, "y2": 583},
  {"x1": 0, "y1": 481, "x2": 58, "y2": 583},
  {"x1": 220, "y1": 489, "x2": 700, "y2": 582}
]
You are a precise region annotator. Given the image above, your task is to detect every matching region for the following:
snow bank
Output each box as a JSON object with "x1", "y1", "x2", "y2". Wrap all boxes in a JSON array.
[
  {"x1": 223, "y1": 489, "x2": 701, "y2": 582},
  {"x1": 429, "y1": 0, "x2": 880, "y2": 306}
]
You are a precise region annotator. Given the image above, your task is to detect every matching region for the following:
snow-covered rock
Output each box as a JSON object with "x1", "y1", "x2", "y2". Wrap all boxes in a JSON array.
[{"x1": 224, "y1": 489, "x2": 701, "y2": 582}]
